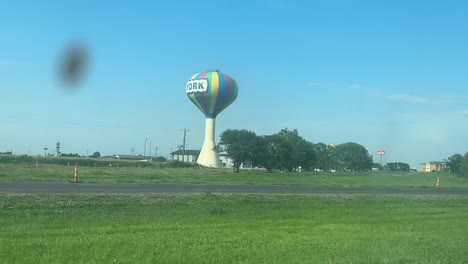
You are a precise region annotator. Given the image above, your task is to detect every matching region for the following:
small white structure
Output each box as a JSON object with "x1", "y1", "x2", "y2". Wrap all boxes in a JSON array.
[
  {"x1": 218, "y1": 151, "x2": 254, "y2": 170},
  {"x1": 219, "y1": 151, "x2": 233, "y2": 168}
]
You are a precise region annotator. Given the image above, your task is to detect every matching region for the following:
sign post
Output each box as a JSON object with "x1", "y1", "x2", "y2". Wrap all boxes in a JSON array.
[
  {"x1": 436, "y1": 176, "x2": 440, "y2": 189},
  {"x1": 377, "y1": 149, "x2": 385, "y2": 167},
  {"x1": 74, "y1": 163, "x2": 78, "y2": 183}
]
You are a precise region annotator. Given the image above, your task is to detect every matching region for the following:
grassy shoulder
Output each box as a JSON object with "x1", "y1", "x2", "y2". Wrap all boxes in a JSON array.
[
  {"x1": 1, "y1": 193, "x2": 467, "y2": 263},
  {"x1": 1, "y1": 163, "x2": 468, "y2": 188}
]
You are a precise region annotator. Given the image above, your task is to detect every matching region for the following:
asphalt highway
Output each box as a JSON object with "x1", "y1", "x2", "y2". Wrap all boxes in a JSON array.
[{"x1": 1, "y1": 182, "x2": 468, "y2": 195}]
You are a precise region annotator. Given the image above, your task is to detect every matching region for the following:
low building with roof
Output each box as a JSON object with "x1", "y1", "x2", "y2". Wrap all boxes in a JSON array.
[{"x1": 170, "y1": 150, "x2": 200, "y2": 163}]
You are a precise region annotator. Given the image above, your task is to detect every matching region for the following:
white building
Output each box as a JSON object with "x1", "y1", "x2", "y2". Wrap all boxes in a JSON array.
[
  {"x1": 219, "y1": 151, "x2": 253, "y2": 169},
  {"x1": 170, "y1": 150, "x2": 200, "y2": 163},
  {"x1": 219, "y1": 151, "x2": 233, "y2": 168}
]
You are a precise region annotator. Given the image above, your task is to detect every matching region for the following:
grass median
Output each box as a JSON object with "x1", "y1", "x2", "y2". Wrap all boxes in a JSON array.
[
  {"x1": 1, "y1": 163, "x2": 468, "y2": 188},
  {"x1": 1, "y1": 193, "x2": 468, "y2": 263}
]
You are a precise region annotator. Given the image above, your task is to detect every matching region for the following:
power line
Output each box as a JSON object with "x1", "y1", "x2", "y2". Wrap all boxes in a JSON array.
[{"x1": 0, "y1": 114, "x2": 152, "y2": 130}]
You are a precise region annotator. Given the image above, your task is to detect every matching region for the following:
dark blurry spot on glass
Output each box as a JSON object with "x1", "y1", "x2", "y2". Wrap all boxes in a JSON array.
[{"x1": 58, "y1": 42, "x2": 90, "y2": 89}]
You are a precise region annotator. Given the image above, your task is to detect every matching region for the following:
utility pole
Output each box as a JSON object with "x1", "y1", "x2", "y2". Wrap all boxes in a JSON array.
[
  {"x1": 155, "y1": 147, "x2": 158, "y2": 158},
  {"x1": 149, "y1": 141, "x2": 152, "y2": 158},
  {"x1": 144, "y1": 138, "x2": 148, "y2": 157},
  {"x1": 180, "y1": 128, "x2": 190, "y2": 162},
  {"x1": 131, "y1": 148, "x2": 135, "y2": 160}
]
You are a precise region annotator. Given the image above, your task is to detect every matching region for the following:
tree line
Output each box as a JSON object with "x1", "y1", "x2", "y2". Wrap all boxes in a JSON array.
[
  {"x1": 0, "y1": 154, "x2": 190, "y2": 168},
  {"x1": 446, "y1": 153, "x2": 468, "y2": 178},
  {"x1": 219, "y1": 128, "x2": 373, "y2": 173},
  {"x1": 60, "y1": 152, "x2": 101, "y2": 158}
]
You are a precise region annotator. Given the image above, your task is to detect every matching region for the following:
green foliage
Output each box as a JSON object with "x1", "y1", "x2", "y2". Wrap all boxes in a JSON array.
[
  {"x1": 332, "y1": 142, "x2": 373, "y2": 171},
  {"x1": 246, "y1": 128, "x2": 316, "y2": 172},
  {"x1": 447, "y1": 153, "x2": 464, "y2": 174},
  {"x1": 90, "y1": 151, "x2": 100, "y2": 158},
  {"x1": 0, "y1": 154, "x2": 34, "y2": 164},
  {"x1": 2, "y1": 164, "x2": 468, "y2": 188},
  {"x1": 372, "y1": 163, "x2": 383, "y2": 170},
  {"x1": 314, "y1": 143, "x2": 334, "y2": 171},
  {"x1": 154, "y1": 156, "x2": 168, "y2": 162},
  {"x1": 220, "y1": 129, "x2": 258, "y2": 172},
  {"x1": 255, "y1": 135, "x2": 277, "y2": 172},
  {"x1": 264, "y1": 132, "x2": 294, "y2": 171},
  {"x1": 276, "y1": 128, "x2": 316, "y2": 171},
  {"x1": 60, "y1": 153, "x2": 81, "y2": 157},
  {"x1": 167, "y1": 160, "x2": 196, "y2": 168},
  {"x1": 1, "y1": 193, "x2": 468, "y2": 263},
  {"x1": 460, "y1": 153, "x2": 468, "y2": 178},
  {"x1": 385, "y1": 162, "x2": 410, "y2": 172},
  {"x1": 446, "y1": 152, "x2": 468, "y2": 177},
  {"x1": 219, "y1": 128, "x2": 392, "y2": 173},
  {"x1": 0, "y1": 154, "x2": 190, "y2": 169}
]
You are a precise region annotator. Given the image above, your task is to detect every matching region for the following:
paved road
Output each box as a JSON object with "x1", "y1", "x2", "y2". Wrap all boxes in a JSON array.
[{"x1": 1, "y1": 182, "x2": 468, "y2": 195}]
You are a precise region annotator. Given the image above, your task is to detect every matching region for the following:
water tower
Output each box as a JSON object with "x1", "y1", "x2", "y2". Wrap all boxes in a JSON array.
[
  {"x1": 56, "y1": 142, "x2": 61, "y2": 157},
  {"x1": 186, "y1": 70, "x2": 238, "y2": 168}
]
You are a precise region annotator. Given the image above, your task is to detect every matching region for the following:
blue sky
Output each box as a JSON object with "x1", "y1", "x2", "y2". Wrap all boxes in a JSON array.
[{"x1": 1, "y1": 0, "x2": 467, "y2": 168}]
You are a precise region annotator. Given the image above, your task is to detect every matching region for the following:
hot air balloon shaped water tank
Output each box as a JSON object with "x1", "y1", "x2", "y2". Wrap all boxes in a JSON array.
[{"x1": 186, "y1": 70, "x2": 238, "y2": 168}]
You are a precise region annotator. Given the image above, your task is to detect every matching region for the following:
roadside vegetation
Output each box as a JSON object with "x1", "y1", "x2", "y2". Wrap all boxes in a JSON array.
[
  {"x1": 1, "y1": 163, "x2": 468, "y2": 188},
  {"x1": 219, "y1": 128, "x2": 468, "y2": 178},
  {"x1": 0, "y1": 154, "x2": 191, "y2": 168},
  {"x1": 1, "y1": 193, "x2": 467, "y2": 263},
  {"x1": 220, "y1": 128, "x2": 373, "y2": 173}
]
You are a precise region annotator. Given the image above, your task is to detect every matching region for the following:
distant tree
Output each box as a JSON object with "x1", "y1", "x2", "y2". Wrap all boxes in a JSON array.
[
  {"x1": 255, "y1": 129, "x2": 315, "y2": 172},
  {"x1": 0, "y1": 151, "x2": 12, "y2": 155},
  {"x1": 460, "y1": 153, "x2": 468, "y2": 178},
  {"x1": 372, "y1": 163, "x2": 383, "y2": 171},
  {"x1": 91, "y1": 152, "x2": 100, "y2": 158},
  {"x1": 220, "y1": 129, "x2": 258, "y2": 172},
  {"x1": 277, "y1": 128, "x2": 316, "y2": 171},
  {"x1": 314, "y1": 143, "x2": 334, "y2": 171},
  {"x1": 447, "y1": 153, "x2": 463, "y2": 174},
  {"x1": 294, "y1": 140, "x2": 316, "y2": 171},
  {"x1": 154, "y1": 156, "x2": 167, "y2": 162},
  {"x1": 255, "y1": 135, "x2": 278, "y2": 172},
  {"x1": 385, "y1": 162, "x2": 410, "y2": 172},
  {"x1": 61, "y1": 153, "x2": 81, "y2": 157},
  {"x1": 332, "y1": 142, "x2": 372, "y2": 171}
]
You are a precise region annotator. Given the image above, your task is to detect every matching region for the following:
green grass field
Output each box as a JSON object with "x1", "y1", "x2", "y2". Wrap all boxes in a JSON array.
[
  {"x1": 1, "y1": 193, "x2": 467, "y2": 263},
  {"x1": 1, "y1": 163, "x2": 468, "y2": 188}
]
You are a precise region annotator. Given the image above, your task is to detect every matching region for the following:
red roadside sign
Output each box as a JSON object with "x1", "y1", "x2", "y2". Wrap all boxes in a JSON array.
[{"x1": 378, "y1": 149, "x2": 385, "y2": 155}]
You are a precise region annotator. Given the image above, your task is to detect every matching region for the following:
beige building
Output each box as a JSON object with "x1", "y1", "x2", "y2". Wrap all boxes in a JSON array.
[{"x1": 419, "y1": 162, "x2": 446, "y2": 172}]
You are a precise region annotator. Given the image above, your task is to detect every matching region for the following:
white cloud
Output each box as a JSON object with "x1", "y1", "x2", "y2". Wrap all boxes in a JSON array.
[{"x1": 383, "y1": 94, "x2": 451, "y2": 105}]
